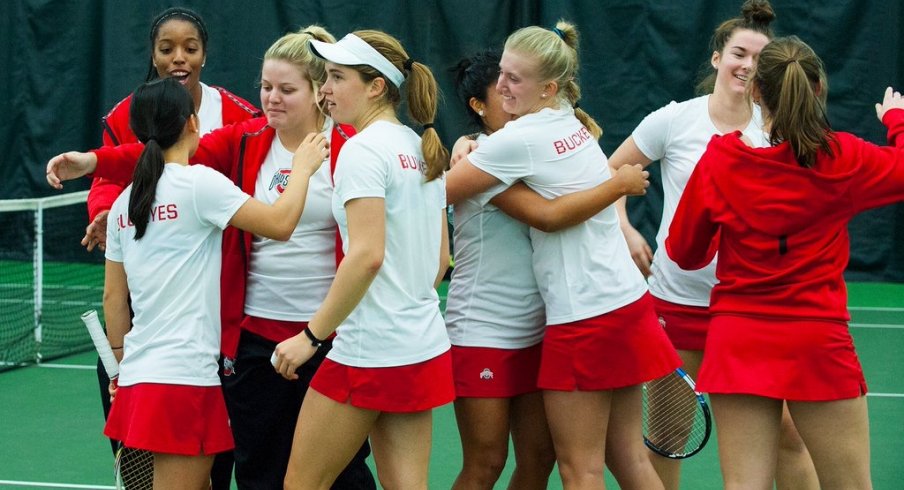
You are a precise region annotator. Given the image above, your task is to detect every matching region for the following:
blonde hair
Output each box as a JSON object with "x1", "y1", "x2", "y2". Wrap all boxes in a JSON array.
[
  {"x1": 753, "y1": 36, "x2": 834, "y2": 168},
  {"x1": 349, "y1": 30, "x2": 447, "y2": 182},
  {"x1": 264, "y1": 25, "x2": 336, "y2": 115},
  {"x1": 504, "y1": 20, "x2": 602, "y2": 139}
]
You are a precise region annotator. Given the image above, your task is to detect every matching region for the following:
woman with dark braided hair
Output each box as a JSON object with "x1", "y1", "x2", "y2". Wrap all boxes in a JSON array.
[{"x1": 668, "y1": 36, "x2": 904, "y2": 489}]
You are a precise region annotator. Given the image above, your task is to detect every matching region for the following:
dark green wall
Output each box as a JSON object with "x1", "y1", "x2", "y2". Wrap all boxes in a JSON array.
[{"x1": 2, "y1": 0, "x2": 902, "y2": 280}]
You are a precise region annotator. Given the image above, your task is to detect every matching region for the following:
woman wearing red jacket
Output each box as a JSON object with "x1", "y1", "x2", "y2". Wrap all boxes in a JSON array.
[
  {"x1": 47, "y1": 25, "x2": 373, "y2": 490},
  {"x1": 667, "y1": 36, "x2": 904, "y2": 489},
  {"x1": 83, "y1": 8, "x2": 260, "y2": 489},
  {"x1": 85, "y1": 6, "x2": 260, "y2": 249}
]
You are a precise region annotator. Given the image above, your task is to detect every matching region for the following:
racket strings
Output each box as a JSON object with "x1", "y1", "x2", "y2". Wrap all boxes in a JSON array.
[
  {"x1": 642, "y1": 373, "x2": 710, "y2": 457},
  {"x1": 114, "y1": 447, "x2": 154, "y2": 490}
]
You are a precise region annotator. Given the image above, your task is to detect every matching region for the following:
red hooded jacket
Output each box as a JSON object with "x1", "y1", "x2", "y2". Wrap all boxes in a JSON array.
[
  {"x1": 667, "y1": 109, "x2": 904, "y2": 323},
  {"x1": 87, "y1": 86, "x2": 261, "y2": 221},
  {"x1": 91, "y1": 118, "x2": 355, "y2": 357}
]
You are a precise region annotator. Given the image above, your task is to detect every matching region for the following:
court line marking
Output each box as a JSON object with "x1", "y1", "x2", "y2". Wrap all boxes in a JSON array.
[
  {"x1": 868, "y1": 392, "x2": 904, "y2": 398},
  {"x1": 849, "y1": 306, "x2": 904, "y2": 312},
  {"x1": 850, "y1": 323, "x2": 904, "y2": 329},
  {"x1": 0, "y1": 480, "x2": 113, "y2": 489}
]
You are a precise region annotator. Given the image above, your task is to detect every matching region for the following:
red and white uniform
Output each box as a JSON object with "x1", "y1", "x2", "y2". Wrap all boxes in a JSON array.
[
  {"x1": 468, "y1": 106, "x2": 648, "y2": 323},
  {"x1": 666, "y1": 109, "x2": 904, "y2": 400},
  {"x1": 244, "y1": 125, "x2": 335, "y2": 322},
  {"x1": 105, "y1": 164, "x2": 250, "y2": 386},
  {"x1": 90, "y1": 119, "x2": 355, "y2": 357},
  {"x1": 445, "y1": 133, "x2": 545, "y2": 350},
  {"x1": 467, "y1": 105, "x2": 679, "y2": 389},
  {"x1": 88, "y1": 82, "x2": 260, "y2": 222},
  {"x1": 633, "y1": 95, "x2": 768, "y2": 306},
  {"x1": 329, "y1": 121, "x2": 450, "y2": 367}
]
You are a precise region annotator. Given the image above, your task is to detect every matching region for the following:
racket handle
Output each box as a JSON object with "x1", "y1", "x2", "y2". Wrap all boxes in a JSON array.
[
  {"x1": 270, "y1": 351, "x2": 278, "y2": 368},
  {"x1": 81, "y1": 310, "x2": 120, "y2": 379}
]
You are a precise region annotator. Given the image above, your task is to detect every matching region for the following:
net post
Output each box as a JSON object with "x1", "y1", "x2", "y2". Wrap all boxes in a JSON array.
[{"x1": 33, "y1": 202, "x2": 44, "y2": 363}]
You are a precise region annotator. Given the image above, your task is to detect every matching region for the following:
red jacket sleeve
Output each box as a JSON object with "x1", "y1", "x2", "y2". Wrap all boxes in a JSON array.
[
  {"x1": 849, "y1": 109, "x2": 904, "y2": 212},
  {"x1": 87, "y1": 100, "x2": 134, "y2": 221},
  {"x1": 90, "y1": 121, "x2": 250, "y2": 183},
  {"x1": 666, "y1": 147, "x2": 720, "y2": 271}
]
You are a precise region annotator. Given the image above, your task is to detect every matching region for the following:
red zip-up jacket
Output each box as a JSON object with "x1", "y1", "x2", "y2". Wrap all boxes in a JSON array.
[
  {"x1": 91, "y1": 118, "x2": 355, "y2": 357},
  {"x1": 667, "y1": 109, "x2": 904, "y2": 323},
  {"x1": 87, "y1": 86, "x2": 261, "y2": 221}
]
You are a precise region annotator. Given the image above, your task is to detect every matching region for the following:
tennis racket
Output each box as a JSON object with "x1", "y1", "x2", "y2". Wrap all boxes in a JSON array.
[
  {"x1": 641, "y1": 367, "x2": 712, "y2": 459},
  {"x1": 81, "y1": 310, "x2": 155, "y2": 489}
]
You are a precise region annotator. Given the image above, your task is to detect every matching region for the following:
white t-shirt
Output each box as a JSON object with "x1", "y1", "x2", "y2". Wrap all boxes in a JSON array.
[
  {"x1": 632, "y1": 95, "x2": 769, "y2": 306},
  {"x1": 105, "y1": 164, "x2": 250, "y2": 386},
  {"x1": 244, "y1": 129, "x2": 335, "y2": 321},
  {"x1": 468, "y1": 105, "x2": 648, "y2": 325},
  {"x1": 196, "y1": 82, "x2": 223, "y2": 136},
  {"x1": 445, "y1": 134, "x2": 545, "y2": 348},
  {"x1": 328, "y1": 121, "x2": 450, "y2": 367}
]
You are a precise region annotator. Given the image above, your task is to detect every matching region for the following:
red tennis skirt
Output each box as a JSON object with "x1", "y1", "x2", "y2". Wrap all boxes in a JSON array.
[
  {"x1": 451, "y1": 343, "x2": 543, "y2": 398},
  {"x1": 311, "y1": 350, "x2": 455, "y2": 412},
  {"x1": 697, "y1": 315, "x2": 868, "y2": 401},
  {"x1": 652, "y1": 296, "x2": 710, "y2": 351},
  {"x1": 104, "y1": 383, "x2": 233, "y2": 456},
  {"x1": 539, "y1": 293, "x2": 681, "y2": 391}
]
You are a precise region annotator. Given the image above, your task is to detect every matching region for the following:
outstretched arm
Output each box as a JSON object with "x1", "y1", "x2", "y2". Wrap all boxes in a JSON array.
[{"x1": 490, "y1": 163, "x2": 649, "y2": 232}]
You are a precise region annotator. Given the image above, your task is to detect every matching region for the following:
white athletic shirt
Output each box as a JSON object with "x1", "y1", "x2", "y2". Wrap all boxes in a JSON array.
[
  {"x1": 105, "y1": 164, "x2": 250, "y2": 387},
  {"x1": 196, "y1": 82, "x2": 223, "y2": 136},
  {"x1": 328, "y1": 121, "x2": 450, "y2": 367},
  {"x1": 468, "y1": 105, "x2": 648, "y2": 325},
  {"x1": 244, "y1": 126, "x2": 335, "y2": 321},
  {"x1": 632, "y1": 95, "x2": 769, "y2": 306},
  {"x1": 445, "y1": 133, "x2": 545, "y2": 348}
]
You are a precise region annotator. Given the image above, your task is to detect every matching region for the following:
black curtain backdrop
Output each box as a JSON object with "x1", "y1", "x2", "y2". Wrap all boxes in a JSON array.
[{"x1": 1, "y1": 0, "x2": 902, "y2": 280}]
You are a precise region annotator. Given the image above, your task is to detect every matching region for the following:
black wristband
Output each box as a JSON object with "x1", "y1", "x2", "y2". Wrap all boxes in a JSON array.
[{"x1": 303, "y1": 326, "x2": 324, "y2": 348}]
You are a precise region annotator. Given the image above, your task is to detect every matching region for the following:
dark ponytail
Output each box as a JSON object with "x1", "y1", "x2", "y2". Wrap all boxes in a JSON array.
[{"x1": 128, "y1": 77, "x2": 195, "y2": 239}]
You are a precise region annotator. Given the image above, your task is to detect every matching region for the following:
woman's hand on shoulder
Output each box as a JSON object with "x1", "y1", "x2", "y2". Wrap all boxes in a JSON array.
[
  {"x1": 292, "y1": 132, "x2": 329, "y2": 178},
  {"x1": 46, "y1": 151, "x2": 98, "y2": 189},
  {"x1": 876, "y1": 86, "x2": 904, "y2": 122}
]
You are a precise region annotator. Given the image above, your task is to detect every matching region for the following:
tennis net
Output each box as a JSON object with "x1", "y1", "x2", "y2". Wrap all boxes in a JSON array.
[{"x1": 0, "y1": 191, "x2": 104, "y2": 370}]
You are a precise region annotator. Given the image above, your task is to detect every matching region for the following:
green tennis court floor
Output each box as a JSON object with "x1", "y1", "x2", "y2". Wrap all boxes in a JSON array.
[{"x1": 1, "y1": 282, "x2": 901, "y2": 489}]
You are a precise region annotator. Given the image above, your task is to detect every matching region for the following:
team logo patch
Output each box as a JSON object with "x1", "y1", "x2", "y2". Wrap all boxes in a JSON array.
[
  {"x1": 479, "y1": 368, "x2": 494, "y2": 380},
  {"x1": 269, "y1": 168, "x2": 292, "y2": 193}
]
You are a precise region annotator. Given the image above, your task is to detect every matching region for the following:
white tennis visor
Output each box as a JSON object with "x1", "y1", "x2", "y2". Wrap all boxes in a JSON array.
[{"x1": 310, "y1": 33, "x2": 405, "y2": 88}]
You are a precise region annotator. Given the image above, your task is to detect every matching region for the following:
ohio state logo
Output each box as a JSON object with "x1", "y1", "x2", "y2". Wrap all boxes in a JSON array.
[{"x1": 269, "y1": 168, "x2": 292, "y2": 193}]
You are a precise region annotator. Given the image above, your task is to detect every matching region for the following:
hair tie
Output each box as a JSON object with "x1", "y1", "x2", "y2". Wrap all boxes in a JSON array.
[
  {"x1": 403, "y1": 58, "x2": 415, "y2": 71},
  {"x1": 422, "y1": 123, "x2": 434, "y2": 130},
  {"x1": 302, "y1": 30, "x2": 317, "y2": 38},
  {"x1": 551, "y1": 27, "x2": 565, "y2": 40},
  {"x1": 573, "y1": 102, "x2": 580, "y2": 110}
]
